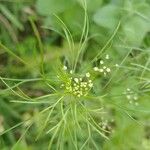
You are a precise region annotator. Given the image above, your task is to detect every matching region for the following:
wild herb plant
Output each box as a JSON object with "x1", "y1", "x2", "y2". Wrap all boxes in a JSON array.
[{"x1": 0, "y1": 0, "x2": 150, "y2": 150}]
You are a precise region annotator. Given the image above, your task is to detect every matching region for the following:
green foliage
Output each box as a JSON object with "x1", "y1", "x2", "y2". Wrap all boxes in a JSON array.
[
  {"x1": 0, "y1": 4, "x2": 24, "y2": 31},
  {"x1": 36, "y1": 0, "x2": 75, "y2": 15},
  {"x1": 0, "y1": 0, "x2": 150, "y2": 149},
  {"x1": 93, "y1": 4, "x2": 121, "y2": 29}
]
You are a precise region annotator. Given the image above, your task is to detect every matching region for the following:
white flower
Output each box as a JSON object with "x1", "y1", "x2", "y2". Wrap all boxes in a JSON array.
[
  {"x1": 127, "y1": 95, "x2": 131, "y2": 99},
  {"x1": 105, "y1": 54, "x2": 109, "y2": 59},
  {"x1": 106, "y1": 68, "x2": 111, "y2": 72},
  {"x1": 86, "y1": 72, "x2": 90, "y2": 78},
  {"x1": 99, "y1": 69, "x2": 104, "y2": 72},
  {"x1": 115, "y1": 64, "x2": 119, "y2": 67},
  {"x1": 100, "y1": 60, "x2": 104, "y2": 64},
  {"x1": 70, "y1": 70, "x2": 73, "y2": 74},
  {"x1": 93, "y1": 67, "x2": 99, "y2": 71},
  {"x1": 89, "y1": 83, "x2": 93, "y2": 88},
  {"x1": 63, "y1": 65, "x2": 67, "y2": 70},
  {"x1": 127, "y1": 88, "x2": 131, "y2": 91},
  {"x1": 88, "y1": 80, "x2": 92, "y2": 83},
  {"x1": 73, "y1": 83, "x2": 77, "y2": 86},
  {"x1": 74, "y1": 78, "x2": 79, "y2": 83}
]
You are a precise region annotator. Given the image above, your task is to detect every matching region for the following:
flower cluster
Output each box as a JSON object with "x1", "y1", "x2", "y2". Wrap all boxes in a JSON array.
[
  {"x1": 99, "y1": 117, "x2": 115, "y2": 135},
  {"x1": 60, "y1": 66, "x2": 93, "y2": 97},
  {"x1": 124, "y1": 88, "x2": 139, "y2": 106},
  {"x1": 93, "y1": 54, "x2": 111, "y2": 76}
]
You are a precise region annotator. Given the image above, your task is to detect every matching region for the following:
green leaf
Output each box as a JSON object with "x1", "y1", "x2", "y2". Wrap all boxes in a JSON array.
[
  {"x1": 122, "y1": 16, "x2": 150, "y2": 46},
  {"x1": 93, "y1": 4, "x2": 121, "y2": 29},
  {"x1": 121, "y1": 1, "x2": 150, "y2": 46},
  {"x1": 36, "y1": 0, "x2": 75, "y2": 15}
]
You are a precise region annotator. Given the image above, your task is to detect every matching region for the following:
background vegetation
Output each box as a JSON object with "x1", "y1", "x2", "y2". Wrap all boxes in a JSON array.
[{"x1": 0, "y1": 0, "x2": 150, "y2": 149}]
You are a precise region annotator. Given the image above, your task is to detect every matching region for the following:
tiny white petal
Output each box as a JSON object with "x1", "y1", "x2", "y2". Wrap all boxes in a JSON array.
[
  {"x1": 89, "y1": 80, "x2": 92, "y2": 83},
  {"x1": 99, "y1": 69, "x2": 104, "y2": 72},
  {"x1": 105, "y1": 54, "x2": 109, "y2": 59},
  {"x1": 127, "y1": 88, "x2": 131, "y2": 92},
  {"x1": 74, "y1": 78, "x2": 79, "y2": 83},
  {"x1": 93, "y1": 67, "x2": 99, "y2": 71},
  {"x1": 89, "y1": 83, "x2": 93, "y2": 88},
  {"x1": 106, "y1": 68, "x2": 111, "y2": 72},
  {"x1": 63, "y1": 65, "x2": 67, "y2": 70},
  {"x1": 70, "y1": 70, "x2": 73, "y2": 74},
  {"x1": 115, "y1": 64, "x2": 119, "y2": 67},
  {"x1": 103, "y1": 66, "x2": 106, "y2": 69},
  {"x1": 77, "y1": 94, "x2": 81, "y2": 97},
  {"x1": 100, "y1": 60, "x2": 104, "y2": 64},
  {"x1": 127, "y1": 95, "x2": 131, "y2": 99},
  {"x1": 86, "y1": 72, "x2": 90, "y2": 78}
]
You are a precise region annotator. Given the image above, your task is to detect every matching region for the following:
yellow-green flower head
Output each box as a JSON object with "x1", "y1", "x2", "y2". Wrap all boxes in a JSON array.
[{"x1": 60, "y1": 70, "x2": 93, "y2": 97}]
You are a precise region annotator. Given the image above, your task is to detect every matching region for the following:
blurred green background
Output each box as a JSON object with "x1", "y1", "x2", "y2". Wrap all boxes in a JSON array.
[{"x1": 0, "y1": 0, "x2": 150, "y2": 149}]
